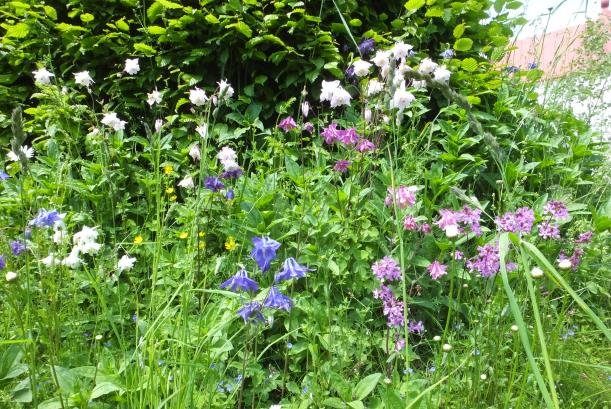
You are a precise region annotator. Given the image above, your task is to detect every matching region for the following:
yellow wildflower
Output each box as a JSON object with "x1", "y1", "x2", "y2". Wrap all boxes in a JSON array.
[
  {"x1": 170, "y1": 195, "x2": 177, "y2": 201},
  {"x1": 134, "y1": 235, "x2": 143, "y2": 244},
  {"x1": 163, "y1": 165, "x2": 173, "y2": 174},
  {"x1": 225, "y1": 236, "x2": 237, "y2": 251},
  {"x1": 198, "y1": 241, "x2": 206, "y2": 250},
  {"x1": 166, "y1": 187, "x2": 174, "y2": 194},
  {"x1": 198, "y1": 231, "x2": 205, "y2": 238},
  {"x1": 179, "y1": 231, "x2": 188, "y2": 239}
]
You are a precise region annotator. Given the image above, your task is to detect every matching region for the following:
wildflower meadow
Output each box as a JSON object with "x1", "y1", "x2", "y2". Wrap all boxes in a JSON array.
[{"x1": 0, "y1": 0, "x2": 609, "y2": 408}]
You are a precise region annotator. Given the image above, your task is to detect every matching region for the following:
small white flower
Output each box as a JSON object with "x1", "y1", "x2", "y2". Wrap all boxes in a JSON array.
[
  {"x1": 389, "y1": 81, "x2": 415, "y2": 112},
  {"x1": 372, "y1": 50, "x2": 391, "y2": 68},
  {"x1": 74, "y1": 71, "x2": 94, "y2": 87},
  {"x1": 530, "y1": 267, "x2": 544, "y2": 278},
  {"x1": 95, "y1": 334, "x2": 103, "y2": 341},
  {"x1": 189, "y1": 87, "x2": 208, "y2": 106},
  {"x1": 364, "y1": 108, "x2": 372, "y2": 123},
  {"x1": 7, "y1": 145, "x2": 35, "y2": 162},
  {"x1": 178, "y1": 175, "x2": 195, "y2": 189},
  {"x1": 510, "y1": 324, "x2": 519, "y2": 332},
  {"x1": 189, "y1": 144, "x2": 201, "y2": 161},
  {"x1": 270, "y1": 405, "x2": 281, "y2": 409},
  {"x1": 196, "y1": 124, "x2": 208, "y2": 138},
  {"x1": 382, "y1": 115, "x2": 390, "y2": 124},
  {"x1": 301, "y1": 101, "x2": 310, "y2": 118},
  {"x1": 367, "y1": 79, "x2": 384, "y2": 96},
  {"x1": 444, "y1": 224, "x2": 460, "y2": 238},
  {"x1": 5, "y1": 271, "x2": 17, "y2": 282},
  {"x1": 123, "y1": 58, "x2": 140, "y2": 75},
  {"x1": 154, "y1": 119, "x2": 164, "y2": 133},
  {"x1": 442, "y1": 343, "x2": 452, "y2": 352},
  {"x1": 558, "y1": 259, "x2": 572, "y2": 270},
  {"x1": 320, "y1": 80, "x2": 340, "y2": 103},
  {"x1": 41, "y1": 254, "x2": 60, "y2": 267},
  {"x1": 73, "y1": 226, "x2": 100, "y2": 254},
  {"x1": 117, "y1": 255, "x2": 137, "y2": 272},
  {"x1": 329, "y1": 86, "x2": 351, "y2": 108},
  {"x1": 433, "y1": 65, "x2": 451, "y2": 82},
  {"x1": 380, "y1": 64, "x2": 391, "y2": 78},
  {"x1": 412, "y1": 80, "x2": 427, "y2": 89},
  {"x1": 33, "y1": 67, "x2": 55, "y2": 84},
  {"x1": 391, "y1": 41, "x2": 413, "y2": 60},
  {"x1": 433, "y1": 335, "x2": 441, "y2": 342},
  {"x1": 418, "y1": 58, "x2": 438, "y2": 74},
  {"x1": 217, "y1": 146, "x2": 237, "y2": 169},
  {"x1": 480, "y1": 374, "x2": 487, "y2": 380},
  {"x1": 217, "y1": 79, "x2": 234, "y2": 100},
  {"x1": 147, "y1": 90, "x2": 162, "y2": 106},
  {"x1": 62, "y1": 248, "x2": 82, "y2": 269},
  {"x1": 352, "y1": 59, "x2": 372, "y2": 77},
  {"x1": 101, "y1": 112, "x2": 127, "y2": 132}
]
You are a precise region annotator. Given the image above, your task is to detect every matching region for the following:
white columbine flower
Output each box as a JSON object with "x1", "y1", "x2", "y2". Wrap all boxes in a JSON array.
[
  {"x1": 74, "y1": 71, "x2": 94, "y2": 87},
  {"x1": 33, "y1": 68, "x2": 55, "y2": 84},
  {"x1": 147, "y1": 90, "x2": 162, "y2": 106},
  {"x1": 7, "y1": 145, "x2": 35, "y2": 162},
  {"x1": 189, "y1": 144, "x2": 201, "y2": 161},
  {"x1": 364, "y1": 108, "x2": 372, "y2": 123},
  {"x1": 320, "y1": 80, "x2": 340, "y2": 103},
  {"x1": 352, "y1": 60, "x2": 372, "y2": 77},
  {"x1": 217, "y1": 79, "x2": 234, "y2": 100},
  {"x1": 41, "y1": 254, "x2": 60, "y2": 267},
  {"x1": 178, "y1": 175, "x2": 195, "y2": 189},
  {"x1": 117, "y1": 255, "x2": 137, "y2": 272},
  {"x1": 367, "y1": 79, "x2": 383, "y2": 96},
  {"x1": 329, "y1": 86, "x2": 351, "y2": 108},
  {"x1": 445, "y1": 224, "x2": 460, "y2": 238},
  {"x1": 124, "y1": 58, "x2": 140, "y2": 75},
  {"x1": 412, "y1": 80, "x2": 426, "y2": 89},
  {"x1": 301, "y1": 101, "x2": 310, "y2": 118},
  {"x1": 530, "y1": 267, "x2": 544, "y2": 278},
  {"x1": 217, "y1": 146, "x2": 237, "y2": 168},
  {"x1": 101, "y1": 112, "x2": 127, "y2": 132},
  {"x1": 390, "y1": 81, "x2": 415, "y2": 112},
  {"x1": 189, "y1": 87, "x2": 208, "y2": 106},
  {"x1": 154, "y1": 119, "x2": 164, "y2": 133},
  {"x1": 372, "y1": 50, "x2": 391, "y2": 68},
  {"x1": 391, "y1": 41, "x2": 413, "y2": 60},
  {"x1": 62, "y1": 248, "x2": 82, "y2": 269},
  {"x1": 433, "y1": 66, "x2": 451, "y2": 82},
  {"x1": 5, "y1": 271, "x2": 17, "y2": 282},
  {"x1": 73, "y1": 226, "x2": 101, "y2": 255},
  {"x1": 418, "y1": 58, "x2": 438, "y2": 74}
]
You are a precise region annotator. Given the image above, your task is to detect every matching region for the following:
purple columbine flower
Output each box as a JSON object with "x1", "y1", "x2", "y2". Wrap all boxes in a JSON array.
[
  {"x1": 575, "y1": 231, "x2": 593, "y2": 244},
  {"x1": 237, "y1": 301, "x2": 265, "y2": 323},
  {"x1": 263, "y1": 286, "x2": 293, "y2": 311},
  {"x1": 0, "y1": 170, "x2": 9, "y2": 180},
  {"x1": 250, "y1": 236, "x2": 281, "y2": 272},
  {"x1": 274, "y1": 257, "x2": 313, "y2": 283},
  {"x1": 225, "y1": 189, "x2": 235, "y2": 200},
  {"x1": 403, "y1": 215, "x2": 418, "y2": 231},
  {"x1": 303, "y1": 122, "x2": 314, "y2": 134},
  {"x1": 496, "y1": 207, "x2": 534, "y2": 235},
  {"x1": 204, "y1": 176, "x2": 225, "y2": 192},
  {"x1": 321, "y1": 123, "x2": 340, "y2": 144},
  {"x1": 11, "y1": 240, "x2": 26, "y2": 256},
  {"x1": 337, "y1": 128, "x2": 359, "y2": 145},
  {"x1": 29, "y1": 208, "x2": 63, "y2": 228},
  {"x1": 538, "y1": 221, "x2": 560, "y2": 239},
  {"x1": 372, "y1": 256, "x2": 401, "y2": 282},
  {"x1": 427, "y1": 261, "x2": 447, "y2": 280},
  {"x1": 220, "y1": 268, "x2": 259, "y2": 292},
  {"x1": 333, "y1": 160, "x2": 351, "y2": 173},
  {"x1": 466, "y1": 244, "x2": 500, "y2": 277},
  {"x1": 358, "y1": 38, "x2": 375, "y2": 55},
  {"x1": 220, "y1": 168, "x2": 243, "y2": 179},
  {"x1": 408, "y1": 320, "x2": 425, "y2": 334},
  {"x1": 506, "y1": 66, "x2": 519, "y2": 73},
  {"x1": 356, "y1": 139, "x2": 376, "y2": 152},
  {"x1": 0, "y1": 255, "x2": 5, "y2": 270},
  {"x1": 278, "y1": 117, "x2": 297, "y2": 132},
  {"x1": 543, "y1": 200, "x2": 569, "y2": 220},
  {"x1": 527, "y1": 62, "x2": 538, "y2": 69}
]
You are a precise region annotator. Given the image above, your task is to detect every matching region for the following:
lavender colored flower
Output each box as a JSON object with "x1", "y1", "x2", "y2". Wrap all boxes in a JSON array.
[
  {"x1": 506, "y1": 66, "x2": 519, "y2": 73},
  {"x1": 434, "y1": 209, "x2": 458, "y2": 230},
  {"x1": 427, "y1": 261, "x2": 447, "y2": 280},
  {"x1": 278, "y1": 116, "x2": 297, "y2": 132},
  {"x1": 29, "y1": 208, "x2": 63, "y2": 228},
  {"x1": 515, "y1": 207, "x2": 535, "y2": 233},
  {"x1": 372, "y1": 256, "x2": 401, "y2": 282},
  {"x1": 395, "y1": 338, "x2": 406, "y2": 351},
  {"x1": 220, "y1": 268, "x2": 259, "y2": 292},
  {"x1": 204, "y1": 176, "x2": 225, "y2": 192},
  {"x1": 570, "y1": 248, "x2": 584, "y2": 271},
  {"x1": 419, "y1": 223, "x2": 431, "y2": 233},
  {"x1": 0, "y1": 170, "x2": 9, "y2": 180},
  {"x1": 321, "y1": 123, "x2": 340, "y2": 144},
  {"x1": 457, "y1": 205, "x2": 482, "y2": 236},
  {"x1": 527, "y1": 62, "x2": 538, "y2": 69},
  {"x1": 543, "y1": 200, "x2": 569, "y2": 220},
  {"x1": 440, "y1": 49, "x2": 454, "y2": 59},
  {"x1": 220, "y1": 168, "x2": 243, "y2": 179},
  {"x1": 506, "y1": 262, "x2": 518, "y2": 272},
  {"x1": 0, "y1": 255, "x2": 5, "y2": 270},
  {"x1": 263, "y1": 286, "x2": 293, "y2": 311},
  {"x1": 274, "y1": 257, "x2": 313, "y2": 283},
  {"x1": 466, "y1": 244, "x2": 500, "y2": 277},
  {"x1": 385, "y1": 186, "x2": 417, "y2": 209},
  {"x1": 453, "y1": 250, "x2": 464, "y2": 260},
  {"x1": 373, "y1": 285, "x2": 393, "y2": 301},
  {"x1": 358, "y1": 38, "x2": 375, "y2": 55},
  {"x1": 337, "y1": 128, "x2": 359, "y2": 145},
  {"x1": 356, "y1": 139, "x2": 376, "y2": 152},
  {"x1": 333, "y1": 160, "x2": 351, "y2": 173},
  {"x1": 250, "y1": 236, "x2": 281, "y2": 272},
  {"x1": 383, "y1": 297, "x2": 404, "y2": 327},
  {"x1": 408, "y1": 320, "x2": 425, "y2": 334},
  {"x1": 225, "y1": 189, "x2": 235, "y2": 200},
  {"x1": 11, "y1": 240, "x2": 26, "y2": 256},
  {"x1": 403, "y1": 215, "x2": 418, "y2": 231},
  {"x1": 303, "y1": 122, "x2": 314, "y2": 134},
  {"x1": 538, "y1": 221, "x2": 560, "y2": 239},
  {"x1": 237, "y1": 301, "x2": 265, "y2": 323},
  {"x1": 575, "y1": 231, "x2": 593, "y2": 244}
]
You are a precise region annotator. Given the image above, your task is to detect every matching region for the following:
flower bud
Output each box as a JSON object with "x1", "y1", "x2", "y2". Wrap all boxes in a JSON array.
[
  {"x1": 530, "y1": 267, "x2": 544, "y2": 278},
  {"x1": 558, "y1": 259, "x2": 572, "y2": 270},
  {"x1": 5, "y1": 271, "x2": 17, "y2": 282}
]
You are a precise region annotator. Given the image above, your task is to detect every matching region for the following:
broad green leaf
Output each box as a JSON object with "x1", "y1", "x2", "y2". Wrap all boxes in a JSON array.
[
  {"x1": 425, "y1": 7, "x2": 444, "y2": 17},
  {"x1": 147, "y1": 25, "x2": 166, "y2": 35},
  {"x1": 461, "y1": 57, "x2": 478, "y2": 71},
  {"x1": 55, "y1": 23, "x2": 88, "y2": 33},
  {"x1": 322, "y1": 397, "x2": 346, "y2": 408},
  {"x1": 404, "y1": 0, "x2": 425, "y2": 11},
  {"x1": 353, "y1": 372, "x2": 381, "y2": 401},
  {"x1": 156, "y1": 0, "x2": 183, "y2": 9},
  {"x1": 133, "y1": 43, "x2": 157, "y2": 56},
  {"x1": 453, "y1": 23, "x2": 465, "y2": 38},
  {"x1": 227, "y1": 21, "x2": 252, "y2": 38},
  {"x1": 205, "y1": 14, "x2": 220, "y2": 24},
  {"x1": 348, "y1": 401, "x2": 365, "y2": 409},
  {"x1": 80, "y1": 13, "x2": 94, "y2": 23},
  {"x1": 466, "y1": 95, "x2": 481, "y2": 105},
  {"x1": 116, "y1": 18, "x2": 130, "y2": 31},
  {"x1": 4, "y1": 23, "x2": 30, "y2": 38},
  {"x1": 90, "y1": 381, "x2": 124, "y2": 400},
  {"x1": 43, "y1": 5, "x2": 57, "y2": 20},
  {"x1": 453, "y1": 38, "x2": 473, "y2": 51}
]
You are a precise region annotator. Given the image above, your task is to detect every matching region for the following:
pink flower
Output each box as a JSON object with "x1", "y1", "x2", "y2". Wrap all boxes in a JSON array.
[
  {"x1": 303, "y1": 122, "x2": 314, "y2": 134},
  {"x1": 427, "y1": 261, "x2": 447, "y2": 280},
  {"x1": 434, "y1": 209, "x2": 458, "y2": 230},
  {"x1": 372, "y1": 256, "x2": 401, "y2": 282},
  {"x1": 356, "y1": 139, "x2": 376, "y2": 152},
  {"x1": 278, "y1": 117, "x2": 297, "y2": 132},
  {"x1": 419, "y1": 223, "x2": 431, "y2": 233},
  {"x1": 333, "y1": 160, "x2": 351, "y2": 173},
  {"x1": 403, "y1": 215, "x2": 418, "y2": 231},
  {"x1": 385, "y1": 186, "x2": 417, "y2": 209}
]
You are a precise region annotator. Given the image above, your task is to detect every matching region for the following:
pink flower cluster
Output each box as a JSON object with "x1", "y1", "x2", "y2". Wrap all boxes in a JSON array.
[
  {"x1": 496, "y1": 207, "x2": 535, "y2": 234},
  {"x1": 385, "y1": 186, "x2": 417, "y2": 209},
  {"x1": 543, "y1": 200, "x2": 569, "y2": 220},
  {"x1": 434, "y1": 205, "x2": 481, "y2": 236},
  {"x1": 373, "y1": 285, "x2": 404, "y2": 327},
  {"x1": 320, "y1": 123, "x2": 376, "y2": 152},
  {"x1": 427, "y1": 260, "x2": 447, "y2": 280},
  {"x1": 372, "y1": 256, "x2": 401, "y2": 281}
]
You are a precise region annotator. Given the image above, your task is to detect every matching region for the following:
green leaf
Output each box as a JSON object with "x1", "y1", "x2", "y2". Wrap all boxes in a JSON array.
[
  {"x1": 453, "y1": 23, "x2": 465, "y2": 38},
  {"x1": 55, "y1": 23, "x2": 88, "y2": 33},
  {"x1": 466, "y1": 95, "x2": 481, "y2": 105},
  {"x1": 347, "y1": 401, "x2": 365, "y2": 409},
  {"x1": 353, "y1": 372, "x2": 381, "y2": 401},
  {"x1": 425, "y1": 7, "x2": 444, "y2": 17},
  {"x1": 90, "y1": 381, "x2": 124, "y2": 400},
  {"x1": 404, "y1": 0, "x2": 425, "y2": 11},
  {"x1": 133, "y1": 43, "x2": 157, "y2": 56},
  {"x1": 205, "y1": 14, "x2": 220, "y2": 24},
  {"x1": 322, "y1": 397, "x2": 346, "y2": 408},
  {"x1": 227, "y1": 21, "x2": 252, "y2": 38},
  {"x1": 43, "y1": 5, "x2": 57, "y2": 20},
  {"x1": 453, "y1": 38, "x2": 473, "y2": 51},
  {"x1": 116, "y1": 18, "x2": 130, "y2": 32},
  {"x1": 156, "y1": 0, "x2": 183, "y2": 9},
  {"x1": 284, "y1": 155, "x2": 304, "y2": 186},
  {"x1": 147, "y1": 25, "x2": 166, "y2": 35},
  {"x1": 4, "y1": 22, "x2": 29, "y2": 38},
  {"x1": 461, "y1": 57, "x2": 478, "y2": 72}
]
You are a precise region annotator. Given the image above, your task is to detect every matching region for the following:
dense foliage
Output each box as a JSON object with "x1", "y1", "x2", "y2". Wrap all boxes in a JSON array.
[{"x1": 1, "y1": 0, "x2": 609, "y2": 408}]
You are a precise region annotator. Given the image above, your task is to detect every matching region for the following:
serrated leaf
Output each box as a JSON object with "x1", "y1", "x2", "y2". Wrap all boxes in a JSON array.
[
  {"x1": 404, "y1": 0, "x2": 425, "y2": 11},
  {"x1": 466, "y1": 95, "x2": 481, "y2": 105},
  {"x1": 147, "y1": 2, "x2": 164, "y2": 21},
  {"x1": 133, "y1": 43, "x2": 157, "y2": 55},
  {"x1": 156, "y1": 0, "x2": 183, "y2": 9},
  {"x1": 453, "y1": 37, "x2": 473, "y2": 51},
  {"x1": 43, "y1": 5, "x2": 57, "y2": 20},
  {"x1": 461, "y1": 57, "x2": 478, "y2": 72},
  {"x1": 55, "y1": 23, "x2": 88, "y2": 33},
  {"x1": 4, "y1": 22, "x2": 30, "y2": 38},
  {"x1": 453, "y1": 23, "x2": 465, "y2": 38}
]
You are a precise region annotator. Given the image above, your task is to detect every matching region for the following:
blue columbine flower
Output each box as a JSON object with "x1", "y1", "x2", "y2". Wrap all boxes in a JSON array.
[
  {"x1": 0, "y1": 255, "x2": 5, "y2": 270},
  {"x1": 527, "y1": 62, "x2": 538, "y2": 69},
  {"x1": 237, "y1": 301, "x2": 265, "y2": 323},
  {"x1": 29, "y1": 208, "x2": 63, "y2": 228},
  {"x1": 263, "y1": 286, "x2": 293, "y2": 311},
  {"x1": 220, "y1": 268, "x2": 259, "y2": 292},
  {"x1": 10, "y1": 240, "x2": 26, "y2": 256},
  {"x1": 221, "y1": 168, "x2": 243, "y2": 179},
  {"x1": 225, "y1": 189, "x2": 235, "y2": 200},
  {"x1": 357, "y1": 38, "x2": 375, "y2": 55},
  {"x1": 250, "y1": 236, "x2": 281, "y2": 272},
  {"x1": 204, "y1": 176, "x2": 225, "y2": 192},
  {"x1": 440, "y1": 49, "x2": 454, "y2": 59},
  {"x1": 0, "y1": 170, "x2": 9, "y2": 180},
  {"x1": 274, "y1": 257, "x2": 313, "y2": 283}
]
